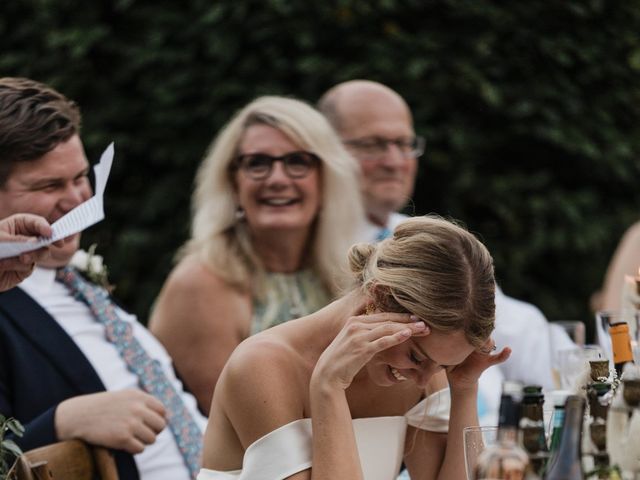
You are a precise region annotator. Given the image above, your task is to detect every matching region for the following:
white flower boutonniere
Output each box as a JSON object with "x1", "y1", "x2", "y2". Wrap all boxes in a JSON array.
[{"x1": 69, "y1": 244, "x2": 113, "y2": 292}]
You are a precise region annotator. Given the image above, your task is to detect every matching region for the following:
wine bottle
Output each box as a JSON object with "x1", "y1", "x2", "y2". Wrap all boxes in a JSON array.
[
  {"x1": 544, "y1": 395, "x2": 586, "y2": 480},
  {"x1": 520, "y1": 385, "x2": 549, "y2": 476},
  {"x1": 474, "y1": 390, "x2": 535, "y2": 479}
]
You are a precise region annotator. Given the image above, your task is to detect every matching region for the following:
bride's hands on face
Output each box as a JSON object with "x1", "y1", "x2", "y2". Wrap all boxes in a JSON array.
[
  {"x1": 311, "y1": 301, "x2": 430, "y2": 391},
  {"x1": 445, "y1": 338, "x2": 511, "y2": 392}
]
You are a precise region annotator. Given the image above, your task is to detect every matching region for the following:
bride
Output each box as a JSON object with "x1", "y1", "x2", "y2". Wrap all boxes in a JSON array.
[{"x1": 198, "y1": 216, "x2": 510, "y2": 480}]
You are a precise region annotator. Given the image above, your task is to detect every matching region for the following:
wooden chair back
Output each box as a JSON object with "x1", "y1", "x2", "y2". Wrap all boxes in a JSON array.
[{"x1": 13, "y1": 439, "x2": 119, "y2": 480}]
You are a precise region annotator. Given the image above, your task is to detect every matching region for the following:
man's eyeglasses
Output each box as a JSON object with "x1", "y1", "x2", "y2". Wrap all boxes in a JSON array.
[
  {"x1": 343, "y1": 136, "x2": 425, "y2": 160},
  {"x1": 233, "y1": 151, "x2": 320, "y2": 180}
]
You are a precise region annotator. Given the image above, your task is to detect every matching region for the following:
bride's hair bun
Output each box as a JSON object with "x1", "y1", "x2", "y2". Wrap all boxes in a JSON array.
[{"x1": 347, "y1": 242, "x2": 377, "y2": 284}]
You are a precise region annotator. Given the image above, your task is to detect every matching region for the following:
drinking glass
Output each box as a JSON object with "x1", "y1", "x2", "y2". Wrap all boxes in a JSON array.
[
  {"x1": 553, "y1": 320, "x2": 586, "y2": 346},
  {"x1": 463, "y1": 425, "x2": 498, "y2": 480},
  {"x1": 557, "y1": 344, "x2": 604, "y2": 390},
  {"x1": 550, "y1": 320, "x2": 587, "y2": 388}
]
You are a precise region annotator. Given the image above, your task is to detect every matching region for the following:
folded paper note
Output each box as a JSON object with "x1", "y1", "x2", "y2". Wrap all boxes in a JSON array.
[{"x1": 0, "y1": 143, "x2": 114, "y2": 260}]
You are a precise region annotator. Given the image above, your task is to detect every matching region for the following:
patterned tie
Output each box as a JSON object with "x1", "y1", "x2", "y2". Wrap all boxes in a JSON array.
[{"x1": 56, "y1": 266, "x2": 202, "y2": 479}]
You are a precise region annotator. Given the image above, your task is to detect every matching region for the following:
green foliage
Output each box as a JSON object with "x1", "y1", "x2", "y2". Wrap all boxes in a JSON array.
[
  {"x1": 1, "y1": 1, "x2": 639, "y2": 340},
  {"x1": 0, "y1": 414, "x2": 24, "y2": 478}
]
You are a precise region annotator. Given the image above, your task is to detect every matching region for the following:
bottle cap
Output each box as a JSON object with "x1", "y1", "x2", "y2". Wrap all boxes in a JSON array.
[
  {"x1": 610, "y1": 323, "x2": 634, "y2": 364},
  {"x1": 522, "y1": 385, "x2": 544, "y2": 403}
]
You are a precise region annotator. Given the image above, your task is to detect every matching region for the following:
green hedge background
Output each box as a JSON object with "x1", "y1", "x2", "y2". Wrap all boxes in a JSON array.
[{"x1": 2, "y1": 1, "x2": 640, "y2": 342}]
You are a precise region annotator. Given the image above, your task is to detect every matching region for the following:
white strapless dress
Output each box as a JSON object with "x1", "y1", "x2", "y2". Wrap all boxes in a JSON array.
[{"x1": 198, "y1": 388, "x2": 450, "y2": 480}]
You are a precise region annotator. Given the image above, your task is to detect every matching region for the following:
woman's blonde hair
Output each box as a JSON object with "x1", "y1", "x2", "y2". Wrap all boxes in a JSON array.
[
  {"x1": 184, "y1": 95, "x2": 364, "y2": 296},
  {"x1": 348, "y1": 216, "x2": 496, "y2": 347}
]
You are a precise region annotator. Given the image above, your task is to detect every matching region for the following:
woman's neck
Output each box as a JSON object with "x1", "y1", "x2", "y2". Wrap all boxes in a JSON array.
[
  {"x1": 252, "y1": 228, "x2": 312, "y2": 273},
  {"x1": 296, "y1": 291, "x2": 365, "y2": 357}
]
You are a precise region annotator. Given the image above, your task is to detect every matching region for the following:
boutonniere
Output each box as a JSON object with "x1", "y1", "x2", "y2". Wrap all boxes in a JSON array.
[{"x1": 69, "y1": 244, "x2": 114, "y2": 292}]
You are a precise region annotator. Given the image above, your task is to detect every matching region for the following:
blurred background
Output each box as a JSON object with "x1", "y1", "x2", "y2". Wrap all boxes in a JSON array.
[{"x1": 2, "y1": 1, "x2": 639, "y2": 341}]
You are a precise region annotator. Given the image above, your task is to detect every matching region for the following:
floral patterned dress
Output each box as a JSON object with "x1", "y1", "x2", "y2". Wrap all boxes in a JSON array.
[{"x1": 250, "y1": 270, "x2": 332, "y2": 334}]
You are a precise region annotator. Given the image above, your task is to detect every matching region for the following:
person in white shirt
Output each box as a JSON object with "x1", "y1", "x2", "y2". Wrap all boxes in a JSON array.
[
  {"x1": 0, "y1": 77, "x2": 205, "y2": 480},
  {"x1": 319, "y1": 80, "x2": 571, "y2": 415},
  {"x1": 318, "y1": 80, "x2": 422, "y2": 243}
]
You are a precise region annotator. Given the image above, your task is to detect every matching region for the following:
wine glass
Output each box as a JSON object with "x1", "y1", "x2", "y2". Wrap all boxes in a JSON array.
[
  {"x1": 553, "y1": 320, "x2": 586, "y2": 346},
  {"x1": 463, "y1": 425, "x2": 498, "y2": 480},
  {"x1": 557, "y1": 344, "x2": 605, "y2": 390}
]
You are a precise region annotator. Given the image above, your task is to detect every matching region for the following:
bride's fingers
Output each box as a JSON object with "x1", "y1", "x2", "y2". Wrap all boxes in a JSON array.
[
  {"x1": 363, "y1": 321, "x2": 429, "y2": 346},
  {"x1": 368, "y1": 326, "x2": 414, "y2": 352},
  {"x1": 488, "y1": 347, "x2": 511, "y2": 364},
  {"x1": 358, "y1": 312, "x2": 423, "y2": 325}
]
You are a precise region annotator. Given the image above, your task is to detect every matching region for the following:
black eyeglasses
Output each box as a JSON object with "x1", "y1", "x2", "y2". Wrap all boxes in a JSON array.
[
  {"x1": 343, "y1": 136, "x2": 425, "y2": 160},
  {"x1": 233, "y1": 151, "x2": 320, "y2": 180}
]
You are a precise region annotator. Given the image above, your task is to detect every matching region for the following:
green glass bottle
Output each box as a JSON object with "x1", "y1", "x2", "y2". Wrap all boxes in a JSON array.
[{"x1": 544, "y1": 395, "x2": 585, "y2": 480}]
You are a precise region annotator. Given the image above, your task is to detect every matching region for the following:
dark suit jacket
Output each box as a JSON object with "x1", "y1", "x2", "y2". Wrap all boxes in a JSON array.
[{"x1": 0, "y1": 287, "x2": 139, "y2": 479}]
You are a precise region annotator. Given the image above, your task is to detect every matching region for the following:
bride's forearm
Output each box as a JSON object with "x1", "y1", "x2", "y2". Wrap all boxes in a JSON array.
[
  {"x1": 437, "y1": 383, "x2": 479, "y2": 480},
  {"x1": 309, "y1": 377, "x2": 363, "y2": 480}
]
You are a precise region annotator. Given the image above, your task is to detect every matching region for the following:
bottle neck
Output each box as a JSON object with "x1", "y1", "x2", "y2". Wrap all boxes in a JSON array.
[
  {"x1": 521, "y1": 402, "x2": 544, "y2": 422},
  {"x1": 556, "y1": 400, "x2": 583, "y2": 457},
  {"x1": 549, "y1": 407, "x2": 565, "y2": 452}
]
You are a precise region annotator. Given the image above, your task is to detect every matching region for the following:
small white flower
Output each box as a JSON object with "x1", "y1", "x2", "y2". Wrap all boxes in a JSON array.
[
  {"x1": 70, "y1": 249, "x2": 91, "y2": 272},
  {"x1": 69, "y1": 244, "x2": 112, "y2": 291},
  {"x1": 89, "y1": 254, "x2": 104, "y2": 274}
]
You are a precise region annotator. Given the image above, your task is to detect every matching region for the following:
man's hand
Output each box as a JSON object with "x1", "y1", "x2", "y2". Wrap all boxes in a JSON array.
[
  {"x1": 0, "y1": 213, "x2": 73, "y2": 291},
  {"x1": 0, "y1": 214, "x2": 56, "y2": 291},
  {"x1": 55, "y1": 390, "x2": 167, "y2": 454}
]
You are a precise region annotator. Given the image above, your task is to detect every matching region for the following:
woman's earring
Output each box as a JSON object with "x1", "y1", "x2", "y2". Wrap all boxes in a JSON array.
[
  {"x1": 365, "y1": 304, "x2": 376, "y2": 315},
  {"x1": 235, "y1": 207, "x2": 245, "y2": 221}
]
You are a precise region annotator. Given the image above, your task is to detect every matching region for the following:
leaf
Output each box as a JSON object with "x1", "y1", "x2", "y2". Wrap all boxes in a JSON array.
[
  {"x1": 0, "y1": 439, "x2": 22, "y2": 458},
  {"x1": 6, "y1": 420, "x2": 24, "y2": 437}
]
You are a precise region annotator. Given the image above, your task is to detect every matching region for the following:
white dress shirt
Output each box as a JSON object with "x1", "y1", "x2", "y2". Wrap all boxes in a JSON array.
[
  {"x1": 358, "y1": 212, "x2": 408, "y2": 243},
  {"x1": 20, "y1": 267, "x2": 206, "y2": 480},
  {"x1": 493, "y1": 286, "x2": 569, "y2": 391}
]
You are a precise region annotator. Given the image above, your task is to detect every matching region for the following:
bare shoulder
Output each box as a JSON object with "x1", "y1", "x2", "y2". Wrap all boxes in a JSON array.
[
  {"x1": 222, "y1": 334, "x2": 304, "y2": 410},
  {"x1": 161, "y1": 254, "x2": 242, "y2": 298},
  {"x1": 149, "y1": 255, "x2": 250, "y2": 331},
  {"x1": 215, "y1": 334, "x2": 307, "y2": 445},
  {"x1": 204, "y1": 336, "x2": 309, "y2": 471},
  {"x1": 624, "y1": 220, "x2": 640, "y2": 240}
]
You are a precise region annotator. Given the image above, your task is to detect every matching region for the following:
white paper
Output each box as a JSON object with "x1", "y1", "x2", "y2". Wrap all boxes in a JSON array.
[{"x1": 0, "y1": 143, "x2": 114, "y2": 260}]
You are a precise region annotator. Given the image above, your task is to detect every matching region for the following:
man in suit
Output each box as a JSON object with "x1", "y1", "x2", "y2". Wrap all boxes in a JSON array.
[
  {"x1": 319, "y1": 80, "x2": 572, "y2": 412},
  {"x1": 0, "y1": 77, "x2": 205, "y2": 480}
]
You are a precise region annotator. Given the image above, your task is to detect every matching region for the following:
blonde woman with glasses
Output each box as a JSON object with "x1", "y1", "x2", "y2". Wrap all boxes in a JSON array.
[{"x1": 149, "y1": 96, "x2": 364, "y2": 414}]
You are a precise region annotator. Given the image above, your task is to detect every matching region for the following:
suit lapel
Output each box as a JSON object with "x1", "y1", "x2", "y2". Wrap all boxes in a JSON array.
[{"x1": 0, "y1": 288, "x2": 105, "y2": 394}]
